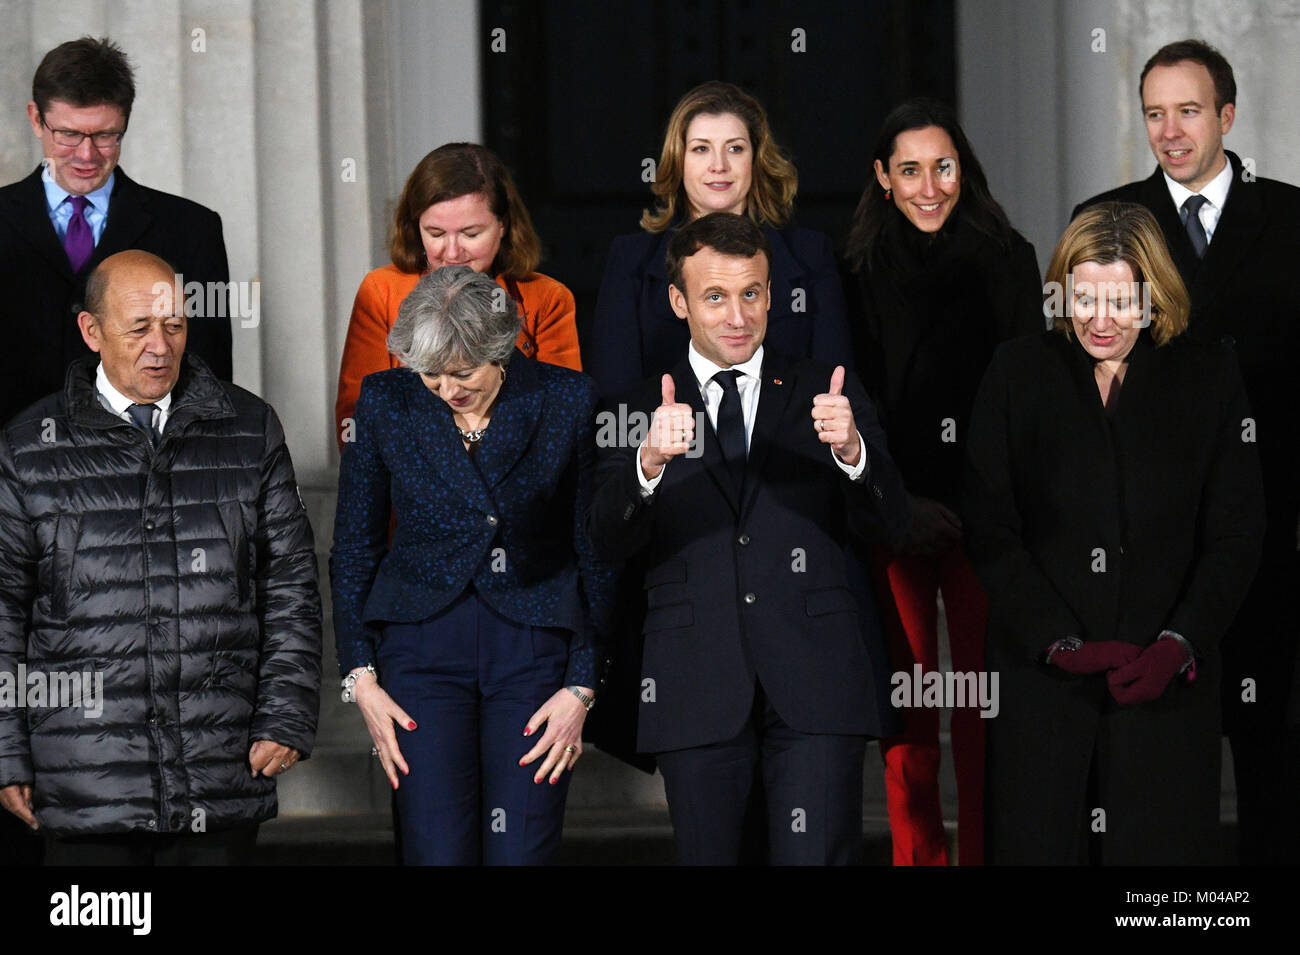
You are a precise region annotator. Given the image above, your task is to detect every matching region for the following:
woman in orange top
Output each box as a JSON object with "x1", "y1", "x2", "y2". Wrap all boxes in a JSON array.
[{"x1": 335, "y1": 142, "x2": 581, "y2": 446}]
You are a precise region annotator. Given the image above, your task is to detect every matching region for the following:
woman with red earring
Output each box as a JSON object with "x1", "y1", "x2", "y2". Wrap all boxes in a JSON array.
[{"x1": 845, "y1": 99, "x2": 1042, "y2": 865}]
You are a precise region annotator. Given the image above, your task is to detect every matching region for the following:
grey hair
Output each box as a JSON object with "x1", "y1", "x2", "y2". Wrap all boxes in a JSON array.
[{"x1": 387, "y1": 265, "x2": 522, "y2": 374}]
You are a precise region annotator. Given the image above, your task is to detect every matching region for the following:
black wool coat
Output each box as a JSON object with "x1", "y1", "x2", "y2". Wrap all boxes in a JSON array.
[
  {"x1": 1074, "y1": 152, "x2": 1300, "y2": 728},
  {"x1": 852, "y1": 209, "x2": 1043, "y2": 509},
  {"x1": 963, "y1": 331, "x2": 1264, "y2": 864}
]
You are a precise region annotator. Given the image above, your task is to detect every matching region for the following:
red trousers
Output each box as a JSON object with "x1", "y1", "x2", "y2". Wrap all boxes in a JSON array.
[{"x1": 872, "y1": 545, "x2": 987, "y2": 865}]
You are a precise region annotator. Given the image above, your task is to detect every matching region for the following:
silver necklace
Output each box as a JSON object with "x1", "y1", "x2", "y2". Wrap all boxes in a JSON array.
[{"x1": 457, "y1": 425, "x2": 487, "y2": 443}]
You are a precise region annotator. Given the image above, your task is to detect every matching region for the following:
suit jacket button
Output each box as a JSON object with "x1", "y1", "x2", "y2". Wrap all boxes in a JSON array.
[
  {"x1": 485, "y1": 515, "x2": 499, "y2": 526},
  {"x1": 744, "y1": 592, "x2": 756, "y2": 605},
  {"x1": 144, "y1": 519, "x2": 155, "y2": 531},
  {"x1": 737, "y1": 534, "x2": 750, "y2": 546}
]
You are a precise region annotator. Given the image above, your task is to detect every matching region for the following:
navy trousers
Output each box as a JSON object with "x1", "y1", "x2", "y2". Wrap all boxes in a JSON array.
[
  {"x1": 655, "y1": 681, "x2": 867, "y2": 865},
  {"x1": 378, "y1": 589, "x2": 572, "y2": 865}
]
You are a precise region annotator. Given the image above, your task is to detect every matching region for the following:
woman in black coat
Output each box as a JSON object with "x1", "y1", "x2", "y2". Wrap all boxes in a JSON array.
[
  {"x1": 964, "y1": 202, "x2": 1264, "y2": 865},
  {"x1": 844, "y1": 98, "x2": 1042, "y2": 866}
]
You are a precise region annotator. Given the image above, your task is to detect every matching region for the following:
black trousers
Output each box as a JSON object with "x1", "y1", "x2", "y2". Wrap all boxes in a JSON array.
[
  {"x1": 655, "y1": 682, "x2": 867, "y2": 865},
  {"x1": 43, "y1": 824, "x2": 258, "y2": 866}
]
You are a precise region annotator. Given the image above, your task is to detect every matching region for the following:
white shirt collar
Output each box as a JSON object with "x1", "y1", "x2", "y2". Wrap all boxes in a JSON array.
[
  {"x1": 96, "y1": 362, "x2": 172, "y2": 416},
  {"x1": 1163, "y1": 154, "x2": 1233, "y2": 213},
  {"x1": 687, "y1": 342, "x2": 765, "y2": 390}
]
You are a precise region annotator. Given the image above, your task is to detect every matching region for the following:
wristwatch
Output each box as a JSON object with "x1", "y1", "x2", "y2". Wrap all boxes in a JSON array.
[
  {"x1": 341, "y1": 663, "x2": 376, "y2": 703},
  {"x1": 566, "y1": 685, "x2": 595, "y2": 711}
]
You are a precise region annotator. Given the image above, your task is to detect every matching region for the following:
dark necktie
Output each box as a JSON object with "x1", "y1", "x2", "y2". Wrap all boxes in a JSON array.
[
  {"x1": 1182, "y1": 194, "x2": 1209, "y2": 259},
  {"x1": 64, "y1": 195, "x2": 94, "y2": 274},
  {"x1": 712, "y1": 370, "x2": 746, "y2": 492},
  {"x1": 127, "y1": 403, "x2": 160, "y2": 445}
]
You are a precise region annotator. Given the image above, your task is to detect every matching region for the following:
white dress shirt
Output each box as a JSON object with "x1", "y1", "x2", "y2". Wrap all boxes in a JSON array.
[
  {"x1": 638, "y1": 342, "x2": 865, "y2": 491},
  {"x1": 1163, "y1": 156, "x2": 1233, "y2": 244},
  {"x1": 96, "y1": 363, "x2": 172, "y2": 435}
]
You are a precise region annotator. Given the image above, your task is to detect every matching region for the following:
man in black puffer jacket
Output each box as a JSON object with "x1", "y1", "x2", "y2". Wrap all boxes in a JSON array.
[{"x1": 0, "y1": 250, "x2": 321, "y2": 865}]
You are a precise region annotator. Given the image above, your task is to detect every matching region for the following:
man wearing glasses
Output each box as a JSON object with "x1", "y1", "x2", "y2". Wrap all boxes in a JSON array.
[{"x1": 0, "y1": 36, "x2": 233, "y2": 428}]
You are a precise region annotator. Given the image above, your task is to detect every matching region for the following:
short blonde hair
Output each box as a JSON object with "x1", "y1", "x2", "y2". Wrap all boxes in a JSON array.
[
  {"x1": 640, "y1": 81, "x2": 797, "y2": 233},
  {"x1": 1045, "y1": 201, "x2": 1189, "y2": 346}
]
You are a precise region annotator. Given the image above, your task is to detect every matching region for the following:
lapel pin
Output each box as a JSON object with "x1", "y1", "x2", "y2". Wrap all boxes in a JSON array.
[{"x1": 772, "y1": 378, "x2": 783, "y2": 386}]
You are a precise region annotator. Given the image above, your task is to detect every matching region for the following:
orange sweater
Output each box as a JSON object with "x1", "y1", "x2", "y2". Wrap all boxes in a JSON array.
[{"x1": 334, "y1": 264, "x2": 581, "y2": 447}]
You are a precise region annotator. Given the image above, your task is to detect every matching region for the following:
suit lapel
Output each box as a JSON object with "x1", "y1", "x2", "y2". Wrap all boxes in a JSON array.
[
  {"x1": 666, "y1": 353, "x2": 740, "y2": 512},
  {"x1": 1191, "y1": 153, "x2": 1263, "y2": 313},
  {"x1": 740, "y1": 350, "x2": 797, "y2": 519},
  {"x1": 401, "y1": 370, "x2": 494, "y2": 514},
  {"x1": 1136, "y1": 168, "x2": 1200, "y2": 284},
  {"x1": 95, "y1": 170, "x2": 155, "y2": 268},
  {"x1": 0, "y1": 166, "x2": 76, "y2": 282},
  {"x1": 473, "y1": 351, "x2": 545, "y2": 490}
]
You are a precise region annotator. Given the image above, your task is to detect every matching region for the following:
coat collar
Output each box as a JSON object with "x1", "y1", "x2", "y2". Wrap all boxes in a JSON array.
[
  {"x1": 0, "y1": 165, "x2": 155, "y2": 283},
  {"x1": 1136, "y1": 151, "x2": 1263, "y2": 309},
  {"x1": 400, "y1": 349, "x2": 545, "y2": 511},
  {"x1": 65, "y1": 351, "x2": 235, "y2": 435},
  {"x1": 1, "y1": 165, "x2": 74, "y2": 281}
]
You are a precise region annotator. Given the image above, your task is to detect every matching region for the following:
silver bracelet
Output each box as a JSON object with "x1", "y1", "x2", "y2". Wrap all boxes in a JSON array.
[{"x1": 341, "y1": 663, "x2": 376, "y2": 703}]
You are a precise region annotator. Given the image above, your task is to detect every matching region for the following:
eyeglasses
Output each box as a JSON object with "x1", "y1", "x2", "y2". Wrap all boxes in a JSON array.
[{"x1": 42, "y1": 121, "x2": 124, "y2": 149}]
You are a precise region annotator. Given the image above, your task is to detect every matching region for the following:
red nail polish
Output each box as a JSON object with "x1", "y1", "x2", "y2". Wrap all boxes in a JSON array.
[
  {"x1": 407, "y1": 721, "x2": 417, "y2": 730},
  {"x1": 523, "y1": 727, "x2": 532, "y2": 736},
  {"x1": 391, "y1": 779, "x2": 398, "y2": 789},
  {"x1": 550, "y1": 777, "x2": 557, "y2": 785}
]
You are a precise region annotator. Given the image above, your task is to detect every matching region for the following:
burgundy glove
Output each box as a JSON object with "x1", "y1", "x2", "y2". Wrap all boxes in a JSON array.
[
  {"x1": 1107, "y1": 638, "x2": 1191, "y2": 705},
  {"x1": 1048, "y1": 640, "x2": 1142, "y2": 675}
]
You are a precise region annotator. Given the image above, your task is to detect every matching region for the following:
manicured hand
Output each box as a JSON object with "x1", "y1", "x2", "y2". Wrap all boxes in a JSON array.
[
  {"x1": 520, "y1": 687, "x2": 592, "y2": 785},
  {"x1": 355, "y1": 674, "x2": 417, "y2": 790}
]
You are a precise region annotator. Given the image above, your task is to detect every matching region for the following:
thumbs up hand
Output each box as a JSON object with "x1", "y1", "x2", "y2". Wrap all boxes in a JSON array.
[
  {"x1": 812, "y1": 365, "x2": 861, "y2": 466},
  {"x1": 642, "y1": 374, "x2": 695, "y2": 478}
]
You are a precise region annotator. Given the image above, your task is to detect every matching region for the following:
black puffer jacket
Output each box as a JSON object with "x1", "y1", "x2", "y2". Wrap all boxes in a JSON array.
[{"x1": 0, "y1": 355, "x2": 321, "y2": 836}]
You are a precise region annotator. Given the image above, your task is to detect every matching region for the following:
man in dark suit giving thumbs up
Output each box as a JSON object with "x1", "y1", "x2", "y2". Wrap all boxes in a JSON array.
[{"x1": 588, "y1": 212, "x2": 909, "y2": 865}]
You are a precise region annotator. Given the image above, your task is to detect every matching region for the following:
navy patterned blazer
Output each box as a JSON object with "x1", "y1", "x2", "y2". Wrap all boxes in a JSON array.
[{"x1": 330, "y1": 350, "x2": 615, "y2": 687}]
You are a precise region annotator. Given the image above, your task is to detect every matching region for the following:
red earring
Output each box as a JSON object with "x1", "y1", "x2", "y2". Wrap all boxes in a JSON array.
[{"x1": 885, "y1": 188, "x2": 891, "y2": 200}]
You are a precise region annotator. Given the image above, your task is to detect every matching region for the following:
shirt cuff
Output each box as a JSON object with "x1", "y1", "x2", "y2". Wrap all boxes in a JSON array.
[
  {"x1": 637, "y1": 442, "x2": 666, "y2": 492},
  {"x1": 832, "y1": 430, "x2": 868, "y2": 481}
]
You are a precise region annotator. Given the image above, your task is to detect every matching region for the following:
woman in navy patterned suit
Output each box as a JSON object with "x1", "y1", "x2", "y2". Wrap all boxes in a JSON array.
[{"x1": 330, "y1": 266, "x2": 614, "y2": 865}]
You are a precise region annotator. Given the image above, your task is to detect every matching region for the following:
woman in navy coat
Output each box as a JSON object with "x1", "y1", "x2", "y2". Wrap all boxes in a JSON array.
[
  {"x1": 330, "y1": 266, "x2": 614, "y2": 865},
  {"x1": 590, "y1": 81, "x2": 853, "y2": 398}
]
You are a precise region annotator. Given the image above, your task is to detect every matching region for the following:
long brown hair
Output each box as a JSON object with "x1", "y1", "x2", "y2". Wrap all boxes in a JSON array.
[
  {"x1": 389, "y1": 142, "x2": 541, "y2": 279},
  {"x1": 640, "y1": 81, "x2": 797, "y2": 233}
]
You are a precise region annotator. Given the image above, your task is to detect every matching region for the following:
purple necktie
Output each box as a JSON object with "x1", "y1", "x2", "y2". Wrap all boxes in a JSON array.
[{"x1": 64, "y1": 195, "x2": 94, "y2": 274}]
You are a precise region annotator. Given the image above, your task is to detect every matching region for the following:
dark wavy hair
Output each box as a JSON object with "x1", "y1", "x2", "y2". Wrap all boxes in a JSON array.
[
  {"x1": 845, "y1": 98, "x2": 1015, "y2": 273},
  {"x1": 665, "y1": 212, "x2": 772, "y2": 293},
  {"x1": 389, "y1": 142, "x2": 541, "y2": 279},
  {"x1": 32, "y1": 36, "x2": 136, "y2": 126}
]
